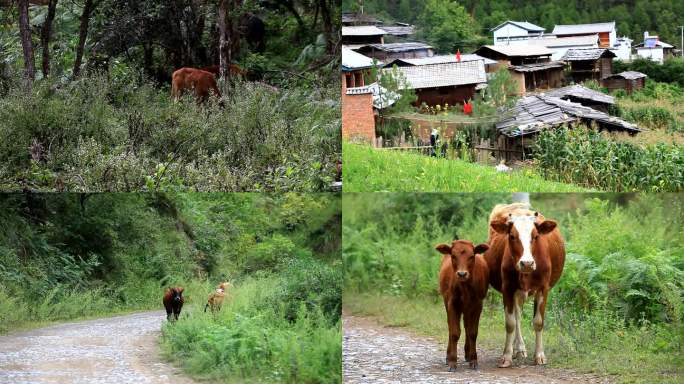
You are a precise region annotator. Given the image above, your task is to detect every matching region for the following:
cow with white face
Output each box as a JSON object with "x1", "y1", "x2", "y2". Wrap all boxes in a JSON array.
[{"x1": 484, "y1": 204, "x2": 565, "y2": 368}]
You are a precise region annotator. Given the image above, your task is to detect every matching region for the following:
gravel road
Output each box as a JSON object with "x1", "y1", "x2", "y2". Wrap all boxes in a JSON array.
[
  {"x1": 0, "y1": 311, "x2": 196, "y2": 384},
  {"x1": 343, "y1": 314, "x2": 612, "y2": 384}
]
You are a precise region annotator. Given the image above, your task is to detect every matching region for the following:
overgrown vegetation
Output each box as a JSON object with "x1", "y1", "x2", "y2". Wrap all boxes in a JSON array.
[
  {"x1": 343, "y1": 142, "x2": 587, "y2": 192},
  {"x1": 534, "y1": 126, "x2": 683, "y2": 192},
  {"x1": 343, "y1": 193, "x2": 684, "y2": 383},
  {"x1": 0, "y1": 193, "x2": 341, "y2": 383},
  {"x1": 614, "y1": 58, "x2": 684, "y2": 87},
  {"x1": 0, "y1": 74, "x2": 339, "y2": 191},
  {"x1": 0, "y1": 0, "x2": 340, "y2": 192}
]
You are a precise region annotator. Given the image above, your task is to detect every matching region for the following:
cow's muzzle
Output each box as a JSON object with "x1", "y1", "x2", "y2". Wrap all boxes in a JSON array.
[{"x1": 518, "y1": 260, "x2": 536, "y2": 272}]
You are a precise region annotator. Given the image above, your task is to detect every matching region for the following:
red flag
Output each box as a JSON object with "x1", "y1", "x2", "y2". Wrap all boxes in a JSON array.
[{"x1": 456, "y1": 49, "x2": 461, "y2": 62}]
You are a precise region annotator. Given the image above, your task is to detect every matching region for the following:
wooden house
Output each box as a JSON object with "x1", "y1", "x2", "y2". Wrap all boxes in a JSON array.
[
  {"x1": 552, "y1": 22, "x2": 616, "y2": 48},
  {"x1": 355, "y1": 42, "x2": 434, "y2": 62},
  {"x1": 474, "y1": 45, "x2": 563, "y2": 94},
  {"x1": 561, "y1": 48, "x2": 615, "y2": 83},
  {"x1": 602, "y1": 71, "x2": 647, "y2": 94}
]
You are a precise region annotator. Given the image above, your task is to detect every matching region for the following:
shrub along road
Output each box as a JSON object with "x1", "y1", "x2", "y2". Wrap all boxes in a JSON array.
[
  {"x1": 343, "y1": 313, "x2": 610, "y2": 384},
  {"x1": 0, "y1": 311, "x2": 194, "y2": 384}
]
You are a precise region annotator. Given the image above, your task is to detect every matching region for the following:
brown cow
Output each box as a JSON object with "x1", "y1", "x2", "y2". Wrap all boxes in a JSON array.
[
  {"x1": 485, "y1": 204, "x2": 565, "y2": 367},
  {"x1": 171, "y1": 67, "x2": 221, "y2": 103},
  {"x1": 436, "y1": 240, "x2": 490, "y2": 371},
  {"x1": 162, "y1": 287, "x2": 185, "y2": 321},
  {"x1": 204, "y1": 281, "x2": 232, "y2": 313}
]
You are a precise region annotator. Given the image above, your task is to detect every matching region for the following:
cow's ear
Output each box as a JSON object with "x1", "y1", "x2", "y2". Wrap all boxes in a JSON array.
[
  {"x1": 490, "y1": 219, "x2": 510, "y2": 234},
  {"x1": 473, "y1": 243, "x2": 489, "y2": 255},
  {"x1": 536, "y1": 220, "x2": 557, "y2": 235},
  {"x1": 435, "y1": 243, "x2": 452, "y2": 255},
  {"x1": 178, "y1": 287, "x2": 185, "y2": 293}
]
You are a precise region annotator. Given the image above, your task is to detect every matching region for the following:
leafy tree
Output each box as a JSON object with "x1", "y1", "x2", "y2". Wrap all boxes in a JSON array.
[{"x1": 417, "y1": 0, "x2": 475, "y2": 53}]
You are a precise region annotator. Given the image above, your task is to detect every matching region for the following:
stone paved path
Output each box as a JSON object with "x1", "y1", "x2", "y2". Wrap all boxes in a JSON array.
[
  {"x1": 0, "y1": 311, "x2": 196, "y2": 384},
  {"x1": 343, "y1": 314, "x2": 612, "y2": 384}
]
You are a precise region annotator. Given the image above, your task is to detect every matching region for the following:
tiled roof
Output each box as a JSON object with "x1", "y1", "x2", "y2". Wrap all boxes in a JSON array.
[
  {"x1": 496, "y1": 95, "x2": 640, "y2": 137},
  {"x1": 603, "y1": 71, "x2": 647, "y2": 80},
  {"x1": 384, "y1": 54, "x2": 497, "y2": 66},
  {"x1": 544, "y1": 85, "x2": 615, "y2": 105},
  {"x1": 342, "y1": 26, "x2": 386, "y2": 36},
  {"x1": 552, "y1": 22, "x2": 616, "y2": 35},
  {"x1": 491, "y1": 20, "x2": 545, "y2": 32},
  {"x1": 361, "y1": 42, "x2": 433, "y2": 52},
  {"x1": 510, "y1": 61, "x2": 564, "y2": 72},
  {"x1": 561, "y1": 48, "x2": 616, "y2": 61},
  {"x1": 342, "y1": 48, "x2": 376, "y2": 71},
  {"x1": 385, "y1": 60, "x2": 487, "y2": 89},
  {"x1": 477, "y1": 45, "x2": 554, "y2": 57},
  {"x1": 378, "y1": 25, "x2": 415, "y2": 36}
]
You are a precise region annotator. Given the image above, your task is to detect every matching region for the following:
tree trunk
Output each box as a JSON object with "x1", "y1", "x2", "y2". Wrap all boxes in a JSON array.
[
  {"x1": 40, "y1": 0, "x2": 58, "y2": 77},
  {"x1": 319, "y1": 0, "x2": 334, "y2": 54},
  {"x1": 217, "y1": 0, "x2": 230, "y2": 80},
  {"x1": 18, "y1": 0, "x2": 35, "y2": 84},
  {"x1": 73, "y1": 0, "x2": 95, "y2": 77}
]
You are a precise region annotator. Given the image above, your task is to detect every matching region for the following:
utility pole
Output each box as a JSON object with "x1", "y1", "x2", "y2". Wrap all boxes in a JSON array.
[{"x1": 680, "y1": 26, "x2": 684, "y2": 57}]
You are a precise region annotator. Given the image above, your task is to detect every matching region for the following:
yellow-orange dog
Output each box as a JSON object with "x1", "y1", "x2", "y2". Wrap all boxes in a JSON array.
[{"x1": 204, "y1": 282, "x2": 231, "y2": 313}]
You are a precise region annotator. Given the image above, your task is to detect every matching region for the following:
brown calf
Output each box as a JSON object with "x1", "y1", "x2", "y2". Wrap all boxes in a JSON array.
[
  {"x1": 162, "y1": 287, "x2": 185, "y2": 321},
  {"x1": 204, "y1": 282, "x2": 232, "y2": 313},
  {"x1": 436, "y1": 240, "x2": 490, "y2": 371},
  {"x1": 171, "y1": 67, "x2": 221, "y2": 103},
  {"x1": 486, "y1": 204, "x2": 565, "y2": 367}
]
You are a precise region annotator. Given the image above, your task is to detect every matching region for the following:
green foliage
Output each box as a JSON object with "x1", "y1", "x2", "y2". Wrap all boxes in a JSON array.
[
  {"x1": 417, "y1": 0, "x2": 476, "y2": 53},
  {"x1": 483, "y1": 67, "x2": 519, "y2": 108},
  {"x1": 614, "y1": 58, "x2": 684, "y2": 87},
  {"x1": 0, "y1": 75, "x2": 340, "y2": 191},
  {"x1": 161, "y1": 275, "x2": 341, "y2": 383},
  {"x1": 375, "y1": 64, "x2": 417, "y2": 113},
  {"x1": 342, "y1": 142, "x2": 587, "y2": 192},
  {"x1": 534, "y1": 126, "x2": 684, "y2": 191}
]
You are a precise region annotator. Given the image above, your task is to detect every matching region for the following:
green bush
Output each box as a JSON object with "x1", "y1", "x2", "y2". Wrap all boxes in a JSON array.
[{"x1": 0, "y1": 75, "x2": 340, "y2": 192}]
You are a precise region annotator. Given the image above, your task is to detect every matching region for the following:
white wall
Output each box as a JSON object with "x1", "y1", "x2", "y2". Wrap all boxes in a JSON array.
[
  {"x1": 636, "y1": 47, "x2": 664, "y2": 63},
  {"x1": 494, "y1": 24, "x2": 532, "y2": 45}
]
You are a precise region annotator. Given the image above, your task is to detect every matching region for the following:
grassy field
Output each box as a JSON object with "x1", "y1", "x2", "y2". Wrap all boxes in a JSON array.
[
  {"x1": 344, "y1": 292, "x2": 683, "y2": 384},
  {"x1": 343, "y1": 143, "x2": 587, "y2": 192}
]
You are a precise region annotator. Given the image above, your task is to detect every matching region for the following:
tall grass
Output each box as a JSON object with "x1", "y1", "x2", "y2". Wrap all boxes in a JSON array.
[
  {"x1": 0, "y1": 74, "x2": 340, "y2": 191},
  {"x1": 161, "y1": 270, "x2": 341, "y2": 384},
  {"x1": 343, "y1": 143, "x2": 586, "y2": 192}
]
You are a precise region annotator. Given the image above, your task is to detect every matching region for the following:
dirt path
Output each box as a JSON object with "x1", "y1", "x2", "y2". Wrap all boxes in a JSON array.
[
  {"x1": 0, "y1": 311, "x2": 196, "y2": 384},
  {"x1": 343, "y1": 314, "x2": 611, "y2": 384}
]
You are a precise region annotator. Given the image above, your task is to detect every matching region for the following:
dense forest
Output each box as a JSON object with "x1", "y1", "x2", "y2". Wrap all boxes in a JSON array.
[
  {"x1": 0, "y1": 1, "x2": 340, "y2": 192},
  {"x1": 0, "y1": 192, "x2": 342, "y2": 382},
  {"x1": 343, "y1": 193, "x2": 684, "y2": 383},
  {"x1": 344, "y1": 0, "x2": 684, "y2": 53}
]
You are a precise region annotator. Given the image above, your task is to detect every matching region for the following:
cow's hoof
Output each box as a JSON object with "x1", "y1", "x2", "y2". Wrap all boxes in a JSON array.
[
  {"x1": 514, "y1": 350, "x2": 527, "y2": 359},
  {"x1": 498, "y1": 356, "x2": 512, "y2": 368},
  {"x1": 445, "y1": 357, "x2": 449, "y2": 366},
  {"x1": 535, "y1": 353, "x2": 547, "y2": 365},
  {"x1": 448, "y1": 362, "x2": 458, "y2": 372},
  {"x1": 469, "y1": 360, "x2": 478, "y2": 370}
]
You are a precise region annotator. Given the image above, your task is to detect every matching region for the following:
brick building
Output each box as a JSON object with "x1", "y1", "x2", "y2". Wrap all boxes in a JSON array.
[{"x1": 342, "y1": 48, "x2": 377, "y2": 142}]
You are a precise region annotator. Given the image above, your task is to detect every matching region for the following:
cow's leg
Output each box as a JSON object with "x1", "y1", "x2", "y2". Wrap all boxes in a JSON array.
[
  {"x1": 446, "y1": 298, "x2": 462, "y2": 371},
  {"x1": 463, "y1": 301, "x2": 483, "y2": 369},
  {"x1": 166, "y1": 309, "x2": 172, "y2": 321},
  {"x1": 513, "y1": 290, "x2": 527, "y2": 359},
  {"x1": 533, "y1": 290, "x2": 548, "y2": 365},
  {"x1": 499, "y1": 289, "x2": 516, "y2": 368}
]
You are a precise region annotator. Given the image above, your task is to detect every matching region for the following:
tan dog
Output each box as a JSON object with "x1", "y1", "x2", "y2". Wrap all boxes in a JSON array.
[{"x1": 204, "y1": 282, "x2": 231, "y2": 313}]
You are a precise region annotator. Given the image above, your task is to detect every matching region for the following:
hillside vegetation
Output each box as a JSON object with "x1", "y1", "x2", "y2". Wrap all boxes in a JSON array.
[
  {"x1": 0, "y1": 193, "x2": 341, "y2": 383},
  {"x1": 343, "y1": 193, "x2": 684, "y2": 383}
]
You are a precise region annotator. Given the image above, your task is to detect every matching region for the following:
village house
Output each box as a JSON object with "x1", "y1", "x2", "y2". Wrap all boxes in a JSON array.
[
  {"x1": 526, "y1": 35, "x2": 600, "y2": 60},
  {"x1": 496, "y1": 95, "x2": 640, "y2": 160},
  {"x1": 491, "y1": 20, "x2": 546, "y2": 45},
  {"x1": 612, "y1": 36, "x2": 633, "y2": 61},
  {"x1": 602, "y1": 71, "x2": 648, "y2": 94},
  {"x1": 474, "y1": 45, "x2": 563, "y2": 94},
  {"x1": 561, "y1": 48, "x2": 615, "y2": 83},
  {"x1": 342, "y1": 12, "x2": 382, "y2": 26},
  {"x1": 385, "y1": 54, "x2": 498, "y2": 72},
  {"x1": 634, "y1": 32, "x2": 675, "y2": 64},
  {"x1": 552, "y1": 21, "x2": 616, "y2": 48},
  {"x1": 341, "y1": 48, "x2": 377, "y2": 141},
  {"x1": 355, "y1": 42, "x2": 434, "y2": 62},
  {"x1": 384, "y1": 57, "x2": 487, "y2": 107},
  {"x1": 342, "y1": 25, "x2": 385, "y2": 46}
]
